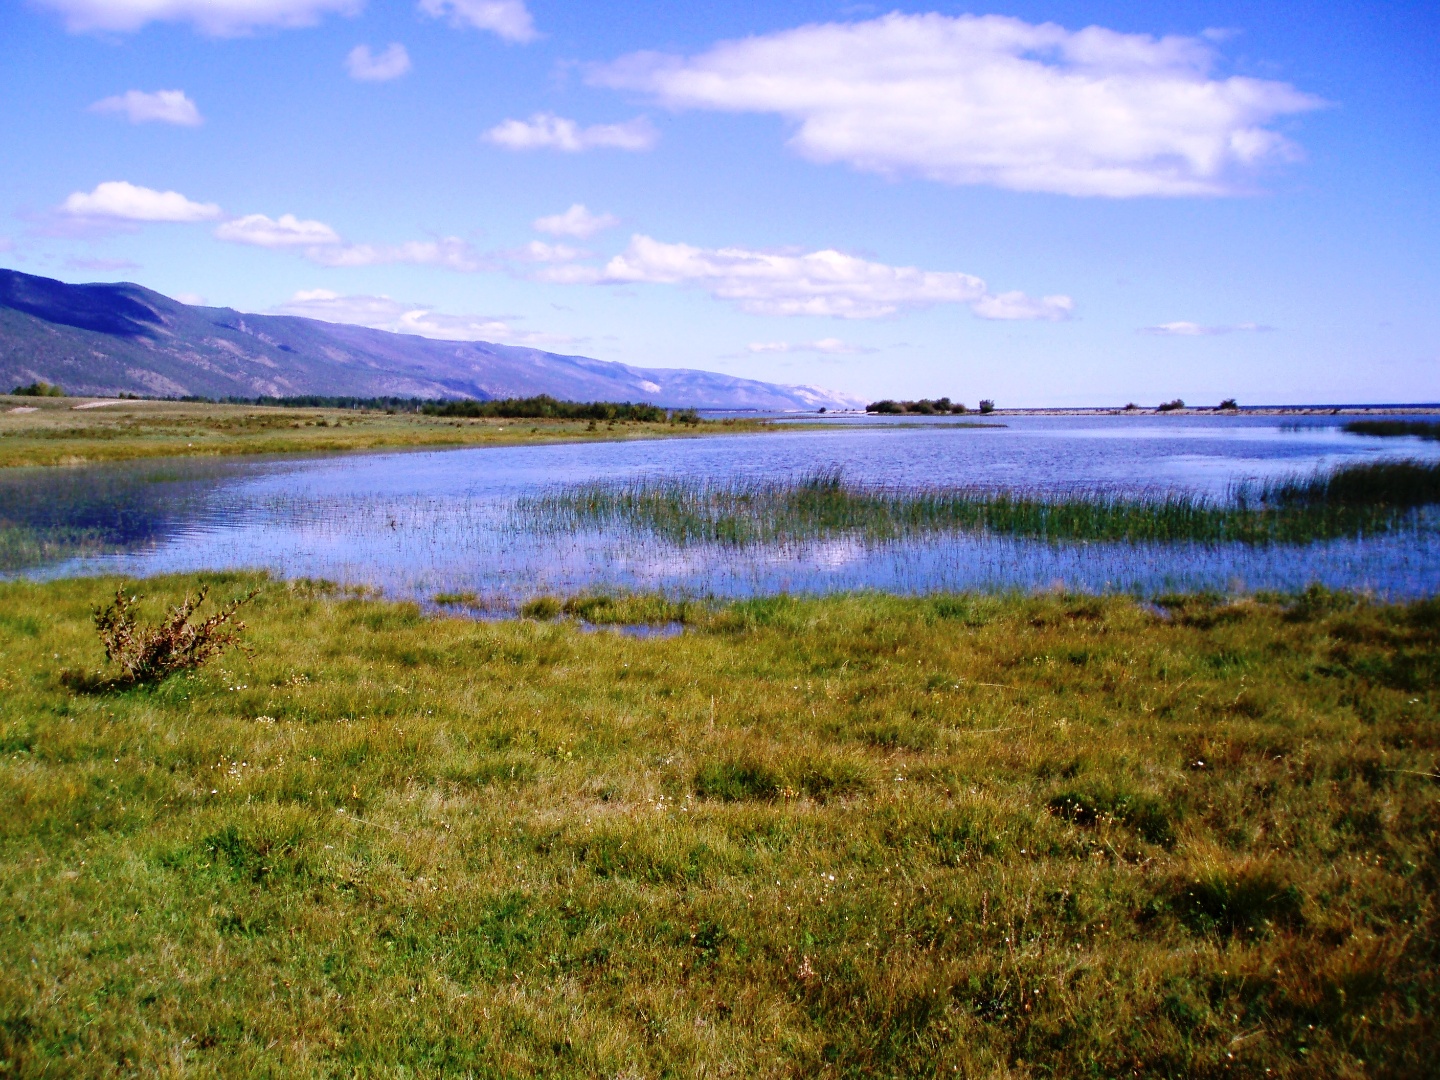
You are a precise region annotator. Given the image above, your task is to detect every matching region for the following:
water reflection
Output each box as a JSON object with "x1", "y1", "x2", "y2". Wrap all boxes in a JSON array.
[{"x1": 5, "y1": 415, "x2": 1440, "y2": 601}]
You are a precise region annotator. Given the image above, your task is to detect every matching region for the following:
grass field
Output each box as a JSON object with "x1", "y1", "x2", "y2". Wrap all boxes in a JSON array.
[
  {"x1": 0, "y1": 575, "x2": 1436, "y2": 1076},
  {"x1": 0, "y1": 396, "x2": 764, "y2": 469}
]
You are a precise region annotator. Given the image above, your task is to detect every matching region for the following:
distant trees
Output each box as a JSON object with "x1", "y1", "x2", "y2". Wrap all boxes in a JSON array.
[
  {"x1": 866, "y1": 397, "x2": 969, "y2": 415},
  {"x1": 978, "y1": 400, "x2": 996, "y2": 414},
  {"x1": 1219, "y1": 398, "x2": 1239, "y2": 410},
  {"x1": 10, "y1": 381, "x2": 65, "y2": 397},
  {"x1": 1157, "y1": 399, "x2": 1186, "y2": 412}
]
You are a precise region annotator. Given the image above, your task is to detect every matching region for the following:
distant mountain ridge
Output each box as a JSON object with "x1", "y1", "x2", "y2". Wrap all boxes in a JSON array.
[{"x1": 0, "y1": 269, "x2": 863, "y2": 410}]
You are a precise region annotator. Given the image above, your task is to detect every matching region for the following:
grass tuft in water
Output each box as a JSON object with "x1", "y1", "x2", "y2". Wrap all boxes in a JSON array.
[
  {"x1": 524, "y1": 461, "x2": 1440, "y2": 548},
  {"x1": 1344, "y1": 419, "x2": 1440, "y2": 440}
]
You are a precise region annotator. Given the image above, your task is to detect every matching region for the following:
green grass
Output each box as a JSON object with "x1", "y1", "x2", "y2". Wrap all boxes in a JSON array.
[
  {"x1": 0, "y1": 396, "x2": 766, "y2": 469},
  {"x1": 524, "y1": 463, "x2": 1440, "y2": 548},
  {"x1": 1, "y1": 574, "x2": 1436, "y2": 1075},
  {"x1": 1345, "y1": 420, "x2": 1440, "y2": 440}
]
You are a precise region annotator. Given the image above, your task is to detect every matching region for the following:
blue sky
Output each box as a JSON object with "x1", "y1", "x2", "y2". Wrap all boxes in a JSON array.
[{"x1": 2, "y1": 0, "x2": 1437, "y2": 406}]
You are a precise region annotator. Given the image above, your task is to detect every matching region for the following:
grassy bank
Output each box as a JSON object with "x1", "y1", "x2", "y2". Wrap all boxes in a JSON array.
[
  {"x1": 526, "y1": 464, "x2": 1440, "y2": 547},
  {"x1": 0, "y1": 396, "x2": 763, "y2": 469},
  {"x1": 1, "y1": 575, "x2": 1436, "y2": 1075}
]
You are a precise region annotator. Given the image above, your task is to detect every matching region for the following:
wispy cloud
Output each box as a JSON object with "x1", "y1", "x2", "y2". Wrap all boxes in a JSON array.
[
  {"x1": 534, "y1": 204, "x2": 619, "y2": 238},
  {"x1": 272, "y1": 289, "x2": 574, "y2": 346},
  {"x1": 346, "y1": 43, "x2": 411, "y2": 82},
  {"x1": 306, "y1": 238, "x2": 486, "y2": 271},
  {"x1": 593, "y1": 12, "x2": 1323, "y2": 197},
  {"x1": 60, "y1": 181, "x2": 221, "y2": 223},
  {"x1": 1141, "y1": 320, "x2": 1274, "y2": 335},
  {"x1": 485, "y1": 113, "x2": 657, "y2": 153},
  {"x1": 89, "y1": 89, "x2": 202, "y2": 126},
  {"x1": 39, "y1": 0, "x2": 359, "y2": 35},
  {"x1": 64, "y1": 256, "x2": 141, "y2": 271},
  {"x1": 214, "y1": 213, "x2": 342, "y2": 248},
  {"x1": 538, "y1": 234, "x2": 1070, "y2": 321},
  {"x1": 747, "y1": 338, "x2": 874, "y2": 355},
  {"x1": 418, "y1": 0, "x2": 536, "y2": 43}
]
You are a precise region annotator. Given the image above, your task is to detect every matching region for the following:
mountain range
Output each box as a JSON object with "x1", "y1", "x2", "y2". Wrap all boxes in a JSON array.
[{"x1": 0, "y1": 269, "x2": 862, "y2": 410}]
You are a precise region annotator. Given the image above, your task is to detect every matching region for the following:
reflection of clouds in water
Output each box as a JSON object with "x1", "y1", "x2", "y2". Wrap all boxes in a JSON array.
[{"x1": 12, "y1": 415, "x2": 1440, "y2": 601}]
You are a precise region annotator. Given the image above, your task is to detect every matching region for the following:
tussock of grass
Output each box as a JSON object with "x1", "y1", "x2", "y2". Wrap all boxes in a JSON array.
[
  {"x1": 0, "y1": 575, "x2": 1436, "y2": 1074},
  {"x1": 526, "y1": 463, "x2": 1440, "y2": 548}
]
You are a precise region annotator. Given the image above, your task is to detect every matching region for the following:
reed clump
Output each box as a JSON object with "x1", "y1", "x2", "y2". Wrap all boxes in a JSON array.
[
  {"x1": 0, "y1": 574, "x2": 1435, "y2": 1075},
  {"x1": 524, "y1": 461, "x2": 1440, "y2": 548},
  {"x1": 1344, "y1": 418, "x2": 1440, "y2": 440}
]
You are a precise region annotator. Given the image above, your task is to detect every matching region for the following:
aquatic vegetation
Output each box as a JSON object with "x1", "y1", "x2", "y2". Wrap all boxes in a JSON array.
[
  {"x1": 524, "y1": 462, "x2": 1440, "y2": 548},
  {"x1": 1345, "y1": 418, "x2": 1440, "y2": 440},
  {"x1": 0, "y1": 575, "x2": 1435, "y2": 1075}
]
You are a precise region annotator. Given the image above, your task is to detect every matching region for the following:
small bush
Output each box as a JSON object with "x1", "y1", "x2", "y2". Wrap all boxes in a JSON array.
[
  {"x1": 80, "y1": 585, "x2": 254, "y2": 687},
  {"x1": 1157, "y1": 399, "x2": 1185, "y2": 412},
  {"x1": 1219, "y1": 398, "x2": 1239, "y2": 410},
  {"x1": 11, "y1": 381, "x2": 65, "y2": 397},
  {"x1": 978, "y1": 399, "x2": 995, "y2": 414}
]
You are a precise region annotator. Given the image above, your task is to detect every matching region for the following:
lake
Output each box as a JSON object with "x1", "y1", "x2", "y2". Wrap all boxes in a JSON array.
[{"x1": 6, "y1": 413, "x2": 1440, "y2": 602}]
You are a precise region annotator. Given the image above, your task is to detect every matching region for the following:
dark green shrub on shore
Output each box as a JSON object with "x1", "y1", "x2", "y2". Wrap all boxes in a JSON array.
[{"x1": 10, "y1": 381, "x2": 65, "y2": 397}]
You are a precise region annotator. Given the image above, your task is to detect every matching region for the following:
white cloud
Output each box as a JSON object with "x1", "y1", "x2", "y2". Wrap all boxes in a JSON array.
[
  {"x1": 38, "y1": 0, "x2": 359, "y2": 35},
  {"x1": 60, "y1": 181, "x2": 221, "y2": 222},
  {"x1": 1142, "y1": 320, "x2": 1272, "y2": 335},
  {"x1": 533, "y1": 203, "x2": 619, "y2": 238},
  {"x1": 174, "y1": 291, "x2": 207, "y2": 305},
  {"x1": 272, "y1": 290, "x2": 571, "y2": 346},
  {"x1": 971, "y1": 291, "x2": 1074, "y2": 321},
  {"x1": 593, "y1": 12, "x2": 1324, "y2": 197},
  {"x1": 89, "y1": 89, "x2": 202, "y2": 126},
  {"x1": 748, "y1": 338, "x2": 872, "y2": 354},
  {"x1": 306, "y1": 237, "x2": 486, "y2": 272},
  {"x1": 509, "y1": 240, "x2": 590, "y2": 263},
  {"x1": 485, "y1": 113, "x2": 657, "y2": 153},
  {"x1": 214, "y1": 213, "x2": 342, "y2": 248},
  {"x1": 346, "y1": 43, "x2": 411, "y2": 82},
  {"x1": 418, "y1": 0, "x2": 535, "y2": 42},
  {"x1": 576, "y1": 234, "x2": 1066, "y2": 321}
]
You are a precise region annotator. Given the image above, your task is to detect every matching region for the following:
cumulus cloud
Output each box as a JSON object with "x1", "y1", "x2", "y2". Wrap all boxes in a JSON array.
[
  {"x1": 61, "y1": 181, "x2": 221, "y2": 222},
  {"x1": 174, "y1": 291, "x2": 207, "y2": 305},
  {"x1": 346, "y1": 43, "x2": 411, "y2": 81},
  {"x1": 214, "y1": 213, "x2": 342, "y2": 247},
  {"x1": 1142, "y1": 320, "x2": 1273, "y2": 335},
  {"x1": 747, "y1": 338, "x2": 873, "y2": 355},
  {"x1": 272, "y1": 289, "x2": 572, "y2": 346},
  {"x1": 306, "y1": 237, "x2": 486, "y2": 272},
  {"x1": 593, "y1": 12, "x2": 1324, "y2": 197},
  {"x1": 418, "y1": 0, "x2": 535, "y2": 42},
  {"x1": 485, "y1": 113, "x2": 657, "y2": 153},
  {"x1": 533, "y1": 203, "x2": 619, "y2": 238},
  {"x1": 564, "y1": 234, "x2": 1065, "y2": 321},
  {"x1": 89, "y1": 89, "x2": 202, "y2": 126},
  {"x1": 38, "y1": 0, "x2": 359, "y2": 35}
]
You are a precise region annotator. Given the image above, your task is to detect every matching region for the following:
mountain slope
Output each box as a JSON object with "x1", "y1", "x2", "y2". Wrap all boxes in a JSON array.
[{"x1": 0, "y1": 269, "x2": 862, "y2": 410}]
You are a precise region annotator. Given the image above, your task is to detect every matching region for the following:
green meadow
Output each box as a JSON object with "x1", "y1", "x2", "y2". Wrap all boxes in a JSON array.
[{"x1": 1, "y1": 575, "x2": 1436, "y2": 1076}]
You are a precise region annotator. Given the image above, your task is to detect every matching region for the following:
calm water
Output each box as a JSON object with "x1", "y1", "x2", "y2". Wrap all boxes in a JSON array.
[{"x1": 5, "y1": 414, "x2": 1440, "y2": 602}]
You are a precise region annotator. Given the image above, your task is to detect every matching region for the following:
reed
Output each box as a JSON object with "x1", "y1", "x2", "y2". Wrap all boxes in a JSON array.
[
  {"x1": 523, "y1": 461, "x2": 1440, "y2": 548},
  {"x1": 1344, "y1": 418, "x2": 1440, "y2": 440}
]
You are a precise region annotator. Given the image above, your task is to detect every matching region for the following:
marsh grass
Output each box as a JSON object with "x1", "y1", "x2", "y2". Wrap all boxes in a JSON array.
[
  {"x1": 525, "y1": 463, "x2": 1440, "y2": 549},
  {"x1": 1345, "y1": 419, "x2": 1440, "y2": 440},
  {"x1": 0, "y1": 574, "x2": 1436, "y2": 1075}
]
